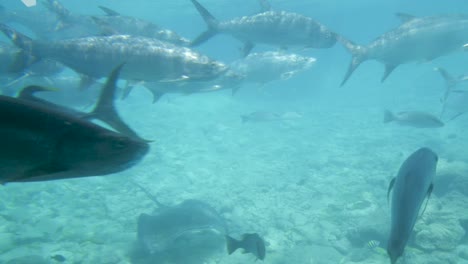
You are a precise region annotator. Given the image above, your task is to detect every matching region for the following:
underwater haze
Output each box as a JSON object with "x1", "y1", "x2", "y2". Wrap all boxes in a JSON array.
[{"x1": 1, "y1": 0, "x2": 468, "y2": 263}]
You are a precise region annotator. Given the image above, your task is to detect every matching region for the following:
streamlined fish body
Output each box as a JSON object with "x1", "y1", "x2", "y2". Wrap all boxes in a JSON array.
[{"x1": 387, "y1": 147, "x2": 437, "y2": 264}]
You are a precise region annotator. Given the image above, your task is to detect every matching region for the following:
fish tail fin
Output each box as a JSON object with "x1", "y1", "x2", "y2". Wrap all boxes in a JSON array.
[
  {"x1": 434, "y1": 67, "x2": 456, "y2": 89},
  {"x1": 226, "y1": 235, "x2": 241, "y2": 255},
  {"x1": 338, "y1": 36, "x2": 367, "y2": 86},
  {"x1": 43, "y1": 0, "x2": 71, "y2": 20},
  {"x1": 383, "y1": 110, "x2": 395, "y2": 123},
  {"x1": 88, "y1": 64, "x2": 147, "y2": 141},
  {"x1": 190, "y1": 0, "x2": 219, "y2": 47},
  {"x1": 0, "y1": 24, "x2": 39, "y2": 73}
]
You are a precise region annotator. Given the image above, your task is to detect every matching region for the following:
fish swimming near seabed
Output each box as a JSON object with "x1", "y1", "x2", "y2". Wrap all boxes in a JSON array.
[
  {"x1": 0, "y1": 24, "x2": 228, "y2": 85},
  {"x1": 387, "y1": 147, "x2": 437, "y2": 264},
  {"x1": 189, "y1": 0, "x2": 337, "y2": 56},
  {"x1": 135, "y1": 199, "x2": 227, "y2": 263},
  {"x1": 0, "y1": 65, "x2": 149, "y2": 184},
  {"x1": 226, "y1": 233, "x2": 266, "y2": 260},
  {"x1": 383, "y1": 110, "x2": 444, "y2": 128},
  {"x1": 340, "y1": 13, "x2": 468, "y2": 86}
]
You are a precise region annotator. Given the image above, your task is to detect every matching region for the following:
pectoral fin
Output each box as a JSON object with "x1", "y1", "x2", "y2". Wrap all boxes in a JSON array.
[
  {"x1": 387, "y1": 178, "x2": 396, "y2": 205},
  {"x1": 420, "y1": 183, "x2": 434, "y2": 217}
]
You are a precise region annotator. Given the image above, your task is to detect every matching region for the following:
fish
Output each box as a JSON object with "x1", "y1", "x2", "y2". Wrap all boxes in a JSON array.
[
  {"x1": 124, "y1": 70, "x2": 244, "y2": 103},
  {"x1": 226, "y1": 233, "x2": 266, "y2": 260},
  {"x1": 340, "y1": 13, "x2": 468, "y2": 86},
  {"x1": 189, "y1": 0, "x2": 337, "y2": 56},
  {"x1": 41, "y1": 0, "x2": 101, "y2": 38},
  {"x1": 434, "y1": 67, "x2": 468, "y2": 120},
  {"x1": 91, "y1": 6, "x2": 191, "y2": 46},
  {"x1": 0, "y1": 24, "x2": 228, "y2": 84},
  {"x1": 387, "y1": 147, "x2": 437, "y2": 264},
  {"x1": 50, "y1": 254, "x2": 66, "y2": 262},
  {"x1": 366, "y1": 240, "x2": 380, "y2": 250},
  {"x1": 241, "y1": 111, "x2": 282, "y2": 123},
  {"x1": 383, "y1": 110, "x2": 444, "y2": 128},
  {"x1": 0, "y1": 65, "x2": 149, "y2": 184},
  {"x1": 135, "y1": 199, "x2": 227, "y2": 263},
  {"x1": 229, "y1": 51, "x2": 316, "y2": 85}
]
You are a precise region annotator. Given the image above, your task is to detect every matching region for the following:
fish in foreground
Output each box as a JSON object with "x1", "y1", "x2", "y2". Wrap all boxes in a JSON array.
[
  {"x1": 226, "y1": 233, "x2": 266, "y2": 260},
  {"x1": 189, "y1": 0, "x2": 337, "y2": 56},
  {"x1": 387, "y1": 147, "x2": 437, "y2": 264},
  {"x1": 384, "y1": 110, "x2": 444, "y2": 128},
  {"x1": 0, "y1": 65, "x2": 149, "y2": 184},
  {"x1": 340, "y1": 13, "x2": 468, "y2": 85},
  {"x1": 0, "y1": 23, "x2": 227, "y2": 84}
]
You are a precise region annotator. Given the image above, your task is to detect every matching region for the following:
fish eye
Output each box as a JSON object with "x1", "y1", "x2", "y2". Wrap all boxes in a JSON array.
[{"x1": 113, "y1": 138, "x2": 128, "y2": 149}]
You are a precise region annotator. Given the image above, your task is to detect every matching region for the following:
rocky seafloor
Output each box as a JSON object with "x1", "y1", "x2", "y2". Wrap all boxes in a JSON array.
[{"x1": 0, "y1": 85, "x2": 467, "y2": 264}]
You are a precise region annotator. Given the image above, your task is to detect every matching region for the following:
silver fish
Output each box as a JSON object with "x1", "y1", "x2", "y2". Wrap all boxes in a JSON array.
[
  {"x1": 340, "y1": 13, "x2": 468, "y2": 85},
  {"x1": 190, "y1": 0, "x2": 337, "y2": 56},
  {"x1": 92, "y1": 6, "x2": 190, "y2": 46},
  {"x1": 230, "y1": 51, "x2": 316, "y2": 85},
  {"x1": 387, "y1": 148, "x2": 437, "y2": 264},
  {"x1": 384, "y1": 110, "x2": 444, "y2": 128},
  {"x1": 0, "y1": 24, "x2": 228, "y2": 84}
]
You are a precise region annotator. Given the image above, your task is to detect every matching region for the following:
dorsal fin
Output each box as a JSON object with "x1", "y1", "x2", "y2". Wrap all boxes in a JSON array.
[
  {"x1": 87, "y1": 64, "x2": 148, "y2": 141},
  {"x1": 98, "y1": 5, "x2": 121, "y2": 16},
  {"x1": 395, "y1": 12, "x2": 416, "y2": 23}
]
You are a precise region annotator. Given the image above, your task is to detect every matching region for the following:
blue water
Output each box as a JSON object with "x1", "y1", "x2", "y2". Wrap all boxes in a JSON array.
[{"x1": 1, "y1": 0, "x2": 468, "y2": 263}]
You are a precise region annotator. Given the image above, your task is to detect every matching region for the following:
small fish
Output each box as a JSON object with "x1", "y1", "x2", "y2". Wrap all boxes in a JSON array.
[
  {"x1": 241, "y1": 111, "x2": 281, "y2": 123},
  {"x1": 226, "y1": 233, "x2": 266, "y2": 260},
  {"x1": 50, "y1": 254, "x2": 66, "y2": 262},
  {"x1": 384, "y1": 110, "x2": 444, "y2": 128},
  {"x1": 366, "y1": 240, "x2": 380, "y2": 249}
]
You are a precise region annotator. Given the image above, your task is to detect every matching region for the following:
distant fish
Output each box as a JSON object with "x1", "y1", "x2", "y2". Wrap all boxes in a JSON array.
[
  {"x1": 340, "y1": 13, "x2": 468, "y2": 85},
  {"x1": 241, "y1": 111, "x2": 281, "y2": 123},
  {"x1": 366, "y1": 240, "x2": 380, "y2": 250},
  {"x1": 387, "y1": 147, "x2": 437, "y2": 264},
  {"x1": 434, "y1": 67, "x2": 468, "y2": 120},
  {"x1": 229, "y1": 51, "x2": 316, "y2": 85},
  {"x1": 384, "y1": 110, "x2": 444, "y2": 128},
  {"x1": 226, "y1": 233, "x2": 266, "y2": 261},
  {"x1": 50, "y1": 254, "x2": 66, "y2": 262},
  {"x1": 189, "y1": 0, "x2": 337, "y2": 56}
]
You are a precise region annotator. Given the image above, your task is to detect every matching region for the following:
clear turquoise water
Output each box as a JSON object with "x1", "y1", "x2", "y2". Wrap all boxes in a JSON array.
[{"x1": 1, "y1": 0, "x2": 468, "y2": 263}]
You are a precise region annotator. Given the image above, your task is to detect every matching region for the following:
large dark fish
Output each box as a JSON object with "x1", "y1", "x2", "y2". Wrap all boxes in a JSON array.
[
  {"x1": 0, "y1": 24, "x2": 228, "y2": 84},
  {"x1": 226, "y1": 233, "x2": 266, "y2": 260},
  {"x1": 340, "y1": 13, "x2": 468, "y2": 86},
  {"x1": 387, "y1": 147, "x2": 437, "y2": 264},
  {"x1": 189, "y1": 0, "x2": 337, "y2": 56},
  {"x1": 92, "y1": 6, "x2": 191, "y2": 46},
  {"x1": 0, "y1": 65, "x2": 149, "y2": 184}
]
